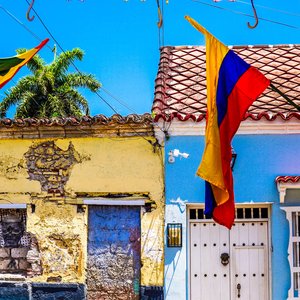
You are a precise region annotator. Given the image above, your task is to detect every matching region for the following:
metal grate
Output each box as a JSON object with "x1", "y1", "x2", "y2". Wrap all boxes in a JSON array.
[
  {"x1": 0, "y1": 209, "x2": 30, "y2": 248},
  {"x1": 167, "y1": 223, "x2": 182, "y2": 247},
  {"x1": 189, "y1": 207, "x2": 269, "y2": 220}
]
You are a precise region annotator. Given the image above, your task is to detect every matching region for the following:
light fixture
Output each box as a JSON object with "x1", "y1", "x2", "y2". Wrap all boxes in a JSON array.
[
  {"x1": 231, "y1": 147, "x2": 237, "y2": 171},
  {"x1": 167, "y1": 223, "x2": 182, "y2": 247},
  {"x1": 168, "y1": 149, "x2": 189, "y2": 163}
]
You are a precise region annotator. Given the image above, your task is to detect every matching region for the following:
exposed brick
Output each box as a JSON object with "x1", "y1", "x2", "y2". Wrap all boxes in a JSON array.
[
  {"x1": 0, "y1": 248, "x2": 10, "y2": 258},
  {"x1": 0, "y1": 258, "x2": 12, "y2": 269},
  {"x1": 11, "y1": 247, "x2": 29, "y2": 258},
  {"x1": 18, "y1": 259, "x2": 29, "y2": 270}
]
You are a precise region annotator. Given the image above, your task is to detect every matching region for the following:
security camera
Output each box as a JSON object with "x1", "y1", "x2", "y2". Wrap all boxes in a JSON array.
[
  {"x1": 168, "y1": 149, "x2": 189, "y2": 163},
  {"x1": 173, "y1": 149, "x2": 189, "y2": 159}
]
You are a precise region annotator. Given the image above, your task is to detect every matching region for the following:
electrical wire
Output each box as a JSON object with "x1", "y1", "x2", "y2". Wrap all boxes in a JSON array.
[
  {"x1": 101, "y1": 87, "x2": 138, "y2": 114},
  {"x1": 0, "y1": 5, "x2": 53, "y2": 52},
  {"x1": 235, "y1": 0, "x2": 300, "y2": 18},
  {"x1": 191, "y1": 0, "x2": 300, "y2": 30}
]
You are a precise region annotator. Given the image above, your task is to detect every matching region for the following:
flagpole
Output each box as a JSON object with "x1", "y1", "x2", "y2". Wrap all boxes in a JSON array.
[{"x1": 269, "y1": 83, "x2": 300, "y2": 112}]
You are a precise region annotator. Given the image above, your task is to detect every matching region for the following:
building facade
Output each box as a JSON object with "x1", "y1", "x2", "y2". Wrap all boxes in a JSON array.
[
  {"x1": 0, "y1": 114, "x2": 164, "y2": 299},
  {"x1": 153, "y1": 45, "x2": 300, "y2": 300}
]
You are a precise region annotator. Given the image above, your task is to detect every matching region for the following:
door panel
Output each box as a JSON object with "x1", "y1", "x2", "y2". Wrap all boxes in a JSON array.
[
  {"x1": 190, "y1": 222, "x2": 230, "y2": 300},
  {"x1": 87, "y1": 205, "x2": 141, "y2": 300},
  {"x1": 190, "y1": 220, "x2": 269, "y2": 300},
  {"x1": 230, "y1": 222, "x2": 268, "y2": 300}
]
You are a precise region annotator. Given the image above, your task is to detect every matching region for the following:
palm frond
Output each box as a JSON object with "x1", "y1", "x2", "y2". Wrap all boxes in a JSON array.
[
  {"x1": 66, "y1": 73, "x2": 101, "y2": 92},
  {"x1": 51, "y1": 48, "x2": 84, "y2": 77},
  {"x1": 1, "y1": 47, "x2": 99, "y2": 118}
]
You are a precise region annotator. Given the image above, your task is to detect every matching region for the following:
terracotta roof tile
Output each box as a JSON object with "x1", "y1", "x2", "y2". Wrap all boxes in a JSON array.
[
  {"x1": 276, "y1": 176, "x2": 300, "y2": 184},
  {"x1": 152, "y1": 45, "x2": 300, "y2": 122},
  {"x1": 0, "y1": 114, "x2": 153, "y2": 128}
]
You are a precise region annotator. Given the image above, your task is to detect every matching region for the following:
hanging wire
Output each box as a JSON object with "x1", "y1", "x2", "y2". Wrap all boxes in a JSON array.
[
  {"x1": 0, "y1": 5, "x2": 52, "y2": 51},
  {"x1": 191, "y1": 0, "x2": 300, "y2": 30},
  {"x1": 236, "y1": 0, "x2": 300, "y2": 18},
  {"x1": 26, "y1": 0, "x2": 35, "y2": 21},
  {"x1": 247, "y1": 0, "x2": 258, "y2": 29},
  {"x1": 156, "y1": 0, "x2": 165, "y2": 48}
]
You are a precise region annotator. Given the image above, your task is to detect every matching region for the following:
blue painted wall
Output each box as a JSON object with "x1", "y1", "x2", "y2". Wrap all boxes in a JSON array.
[{"x1": 164, "y1": 134, "x2": 300, "y2": 300}]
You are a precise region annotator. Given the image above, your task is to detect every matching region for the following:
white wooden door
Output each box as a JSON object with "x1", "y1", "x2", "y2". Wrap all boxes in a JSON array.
[
  {"x1": 190, "y1": 222, "x2": 230, "y2": 300},
  {"x1": 230, "y1": 222, "x2": 269, "y2": 300},
  {"x1": 189, "y1": 208, "x2": 269, "y2": 300}
]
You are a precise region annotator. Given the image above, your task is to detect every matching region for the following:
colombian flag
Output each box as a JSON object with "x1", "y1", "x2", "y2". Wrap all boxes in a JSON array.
[
  {"x1": 0, "y1": 39, "x2": 49, "y2": 89},
  {"x1": 185, "y1": 16, "x2": 270, "y2": 229}
]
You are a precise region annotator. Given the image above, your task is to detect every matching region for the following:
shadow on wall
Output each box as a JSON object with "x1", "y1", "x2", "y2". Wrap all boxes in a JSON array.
[{"x1": 164, "y1": 241, "x2": 182, "y2": 299}]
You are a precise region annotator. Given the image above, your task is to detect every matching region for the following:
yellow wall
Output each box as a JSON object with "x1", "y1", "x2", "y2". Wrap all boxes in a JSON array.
[{"x1": 0, "y1": 137, "x2": 164, "y2": 286}]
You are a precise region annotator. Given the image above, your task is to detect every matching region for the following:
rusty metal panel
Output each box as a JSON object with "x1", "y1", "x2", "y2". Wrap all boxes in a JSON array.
[{"x1": 87, "y1": 205, "x2": 140, "y2": 300}]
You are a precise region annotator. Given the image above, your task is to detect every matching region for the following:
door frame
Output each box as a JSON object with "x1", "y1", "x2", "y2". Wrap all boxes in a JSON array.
[
  {"x1": 187, "y1": 203, "x2": 272, "y2": 300},
  {"x1": 84, "y1": 197, "x2": 146, "y2": 299}
]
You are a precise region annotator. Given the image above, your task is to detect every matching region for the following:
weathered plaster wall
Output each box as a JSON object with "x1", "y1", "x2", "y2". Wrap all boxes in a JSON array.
[
  {"x1": 0, "y1": 136, "x2": 164, "y2": 287},
  {"x1": 26, "y1": 201, "x2": 87, "y2": 283}
]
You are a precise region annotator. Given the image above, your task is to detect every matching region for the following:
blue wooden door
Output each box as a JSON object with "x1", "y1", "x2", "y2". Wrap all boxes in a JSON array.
[{"x1": 87, "y1": 205, "x2": 141, "y2": 300}]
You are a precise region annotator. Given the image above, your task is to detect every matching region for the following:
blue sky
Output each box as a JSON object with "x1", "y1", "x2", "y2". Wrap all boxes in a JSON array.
[{"x1": 0, "y1": 0, "x2": 300, "y2": 117}]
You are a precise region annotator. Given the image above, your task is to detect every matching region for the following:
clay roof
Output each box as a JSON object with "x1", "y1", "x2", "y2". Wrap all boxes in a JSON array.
[
  {"x1": 0, "y1": 114, "x2": 152, "y2": 128},
  {"x1": 152, "y1": 45, "x2": 300, "y2": 122},
  {"x1": 276, "y1": 176, "x2": 300, "y2": 184},
  {"x1": 0, "y1": 114, "x2": 154, "y2": 139}
]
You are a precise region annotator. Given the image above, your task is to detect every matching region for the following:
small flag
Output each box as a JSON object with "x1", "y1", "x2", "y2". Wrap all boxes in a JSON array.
[
  {"x1": 185, "y1": 16, "x2": 270, "y2": 229},
  {"x1": 0, "y1": 39, "x2": 49, "y2": 89}
]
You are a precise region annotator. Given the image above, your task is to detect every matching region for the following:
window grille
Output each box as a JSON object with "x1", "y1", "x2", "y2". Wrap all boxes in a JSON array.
[
  {"x1": 189, "y1": 207, "x2": 268, "y2": 220},
  {"x1": 167, "y1": 223, "x2": 182, "y2": 247},
  {"x1": 0, "y1": 209, "x2": 29, "y2": 248}
]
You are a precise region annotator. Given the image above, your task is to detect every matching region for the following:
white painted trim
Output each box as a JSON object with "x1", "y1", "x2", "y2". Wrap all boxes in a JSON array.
[
  {"x1": 83, "y1": 198, "x2": 145, "y2": 206},
  {"x1": 154, "y1": 119, "x2": 300, "y2": 137},
  {"x1": 0, "y1": 204, "x2": 27, "y2": 209},
  {"x1": 277, "y1": 182, "x2": 300, "y2": 203},
  {"x1": 280, "y1": 207, "x2": 300, "y2": 299}
]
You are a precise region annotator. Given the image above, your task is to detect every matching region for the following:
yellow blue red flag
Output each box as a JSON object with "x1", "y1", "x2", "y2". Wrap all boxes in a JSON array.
[
  {"x1": 0, "y1": 39, "x2": 49, "y2": 89},
  {"x1": 185, "y1": 16, "x2": 270, "y2": 229}
]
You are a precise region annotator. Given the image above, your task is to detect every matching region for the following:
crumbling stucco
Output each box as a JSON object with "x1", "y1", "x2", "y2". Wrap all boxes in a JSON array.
[{"x1": 26, "y1": 201, "x2": 87, "y2": 283}]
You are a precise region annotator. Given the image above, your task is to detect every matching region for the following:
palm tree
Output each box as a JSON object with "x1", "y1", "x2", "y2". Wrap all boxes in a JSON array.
[{"x1": 0, "y1": 48, "x2": 101, "y2": 118}]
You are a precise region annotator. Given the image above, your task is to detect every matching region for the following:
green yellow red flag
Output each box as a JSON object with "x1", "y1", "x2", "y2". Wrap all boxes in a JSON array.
[{"x1": 0, "y1": 39, "x2": 49, "y2": 89}]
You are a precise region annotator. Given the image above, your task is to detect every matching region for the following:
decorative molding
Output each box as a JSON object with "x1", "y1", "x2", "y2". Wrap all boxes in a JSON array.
[
  {"x1": 280, "y1": 206, "x2": 300, "y2": 299},
  {"x1": 276, "y1": 182, "x2": 300, "y2": 203}
]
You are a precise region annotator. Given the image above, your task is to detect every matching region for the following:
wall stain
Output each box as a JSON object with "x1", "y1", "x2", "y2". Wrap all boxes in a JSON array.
[{"x1": 0, "y1": 157, "x2": 27, "y2": 180}]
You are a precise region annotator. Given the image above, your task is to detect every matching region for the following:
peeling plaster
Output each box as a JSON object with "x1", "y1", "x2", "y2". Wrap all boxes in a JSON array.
[{"x1": 24, "y1": 141, "x2": 81, "y2": 194}]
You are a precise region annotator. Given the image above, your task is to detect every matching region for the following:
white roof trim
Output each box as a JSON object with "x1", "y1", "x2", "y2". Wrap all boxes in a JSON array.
[{"x1": 154, "y1": 119, "x2": 300, "y2": 138}]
